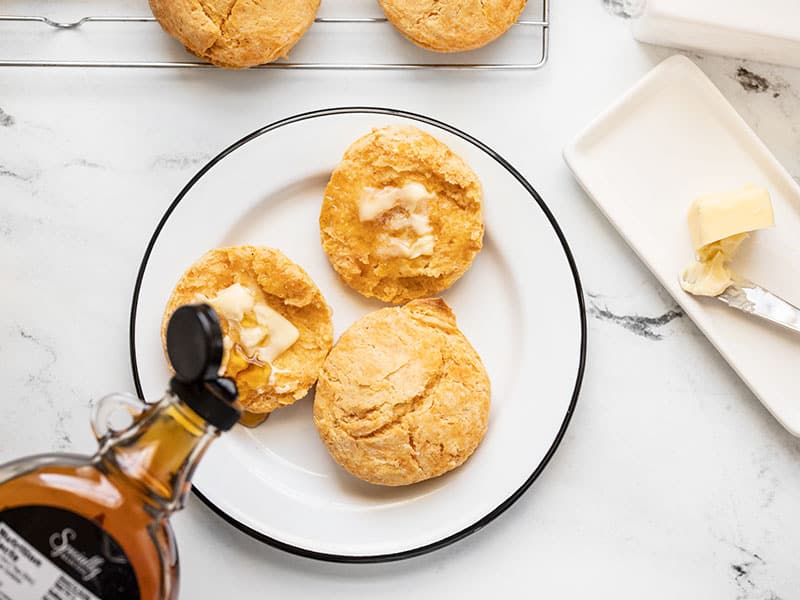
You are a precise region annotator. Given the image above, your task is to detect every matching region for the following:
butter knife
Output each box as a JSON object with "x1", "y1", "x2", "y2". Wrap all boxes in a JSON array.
[{"x1": 717, "y1": 280, "x2": 800, "y2": 334}]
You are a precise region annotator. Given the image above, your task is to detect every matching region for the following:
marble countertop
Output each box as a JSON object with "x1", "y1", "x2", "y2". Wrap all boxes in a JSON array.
[{"x1": 2, "y1": 1, "x2": 800, "y2": 597}]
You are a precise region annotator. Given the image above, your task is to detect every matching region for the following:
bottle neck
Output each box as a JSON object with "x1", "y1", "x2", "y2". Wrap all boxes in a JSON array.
[{"x1": 100, "y1": 393, "x2": 219, "y2": 513}]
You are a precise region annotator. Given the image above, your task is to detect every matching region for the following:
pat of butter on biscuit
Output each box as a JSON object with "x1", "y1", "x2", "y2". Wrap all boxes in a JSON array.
[
  {"x1": 198, "y1": 283, "x2": 299, "y2": 373},
  {"x1": 358, "y1": 183, "x2": 436, "y2": 259},
  {"x1": 680, "y1": 185, "x2": 774, "y2": 297}
]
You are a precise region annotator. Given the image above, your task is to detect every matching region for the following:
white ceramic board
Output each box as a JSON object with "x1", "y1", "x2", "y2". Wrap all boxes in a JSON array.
[
  {"x1": 564, "y1": 55, "x2": 800, "y2": 436},
  {"x1": 632, "y1": 0, "x2": 800, "y2": 68}
]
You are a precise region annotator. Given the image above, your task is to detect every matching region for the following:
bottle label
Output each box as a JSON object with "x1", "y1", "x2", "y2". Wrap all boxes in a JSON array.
[{"x1": 0, "y1": 506, "x2": 140, "y2": 600}]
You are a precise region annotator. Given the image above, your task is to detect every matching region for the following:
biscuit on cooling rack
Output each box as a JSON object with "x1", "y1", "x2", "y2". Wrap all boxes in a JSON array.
[
  {"x1": 149, "y1": 0, "x2": 320, "y2": 68},
  {"x1": 378, "y1": 0, "x2": 527, "y2": 53}
]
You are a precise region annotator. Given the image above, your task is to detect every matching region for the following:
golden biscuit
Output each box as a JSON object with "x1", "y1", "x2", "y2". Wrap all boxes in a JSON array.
[
  {"x1": 378, "y1": 0, "x2": 527, "y2": 53},
  {"x1": 162, "y1": 246, "x2": 333, "y2": 415},
  {"x1": 314, "y1": 298, "x2": 490, "y2": 486},
  {"x1": 320, "y1": 125, "x2": 484, "y2": 304},
  {"x1": 149, "y1": 0, "x2": 320, "y2": 69}
]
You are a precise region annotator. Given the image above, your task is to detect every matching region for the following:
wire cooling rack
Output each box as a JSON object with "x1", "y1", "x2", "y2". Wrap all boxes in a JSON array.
[{"x1": 0, "y1": 0, "x2": 548, "y2": 70}]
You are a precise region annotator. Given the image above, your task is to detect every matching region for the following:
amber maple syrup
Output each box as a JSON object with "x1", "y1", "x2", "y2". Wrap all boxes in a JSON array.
[{"x1": 0, "y1": 305, "x2": 241, "y2": 599}]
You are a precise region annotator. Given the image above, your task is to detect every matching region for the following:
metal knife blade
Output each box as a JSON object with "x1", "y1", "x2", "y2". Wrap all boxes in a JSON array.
[{"x1": 717, "y1": 280, "x2": 800, "y2": 334}]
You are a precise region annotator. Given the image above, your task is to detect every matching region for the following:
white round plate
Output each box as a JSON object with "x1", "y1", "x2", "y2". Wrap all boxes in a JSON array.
[{"x1": 131, "y1": 108, "x2": 585, "y2": 562}]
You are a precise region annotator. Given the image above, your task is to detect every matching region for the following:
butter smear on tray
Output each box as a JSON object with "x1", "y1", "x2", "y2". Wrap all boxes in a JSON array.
[{"x1": 680, "y1": 185, "x2": 774, "y2": 296}]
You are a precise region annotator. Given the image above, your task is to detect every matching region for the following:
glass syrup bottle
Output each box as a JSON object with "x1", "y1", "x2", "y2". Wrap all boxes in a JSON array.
[{"x1": 0, "y1": 304, "x2": 241, "y2": 600}]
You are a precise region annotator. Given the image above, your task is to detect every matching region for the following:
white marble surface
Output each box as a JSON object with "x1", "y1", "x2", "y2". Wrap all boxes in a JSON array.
[{"x1": 2, "y1": 1, "x2": 800, "y2": 598}]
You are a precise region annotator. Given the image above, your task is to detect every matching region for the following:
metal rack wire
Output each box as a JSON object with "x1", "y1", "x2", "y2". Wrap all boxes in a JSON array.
[{"x1": 0, "y1": 0, "x2": 548, "y2": 70}]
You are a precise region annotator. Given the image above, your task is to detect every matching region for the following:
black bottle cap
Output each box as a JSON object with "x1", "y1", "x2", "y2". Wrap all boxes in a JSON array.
[
  {"x1": 166, "y1": 304, "x2": 224, "y2": 383},
  {"x1": 166, "y1": 304, "x2": 241, "y2": 431}
]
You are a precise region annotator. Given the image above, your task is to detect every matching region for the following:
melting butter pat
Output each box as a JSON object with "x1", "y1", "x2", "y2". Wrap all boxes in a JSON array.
[
  {"x1": 200, "y1": 283, "x2": 299, "y2": 373},
  {"x1": 358, "y1": 182, "x2": 434, "y2": 223},
  {"x1": 205, "y1": 282, "x2": 254, "y2": 322},
  {"x1": 251, "y1": 303, "x2": 299, "y2": 363},
  {"x1": 358, "y1": 182, "x2": 436, "y2": 258},
  {"x1": 679, "y1": 185, "x2": 774, "y2": 297},
  {"x1": 377, "y1": 234, "x2": 436, "y2": 259},
  {"x1": 238, "y1": 324, "x2": 269, "y2": 353}
]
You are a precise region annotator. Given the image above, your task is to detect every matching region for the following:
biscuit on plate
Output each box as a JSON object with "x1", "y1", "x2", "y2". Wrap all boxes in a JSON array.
[
  {"x1": 377, "y1": 0, "x2": 527, "y2": 53},
  {"x1": 320, "y1": 125, "x2": 484, "y2": 304},
  {"x1": 149, "y1": 0, "x2": 320, "y2": 69},
  {"x1": 314, "y1": 298, "x2": 491, "y2": 486},
  {"x1": 162, "y1": 246, "x2": 333, "y2": 415}
]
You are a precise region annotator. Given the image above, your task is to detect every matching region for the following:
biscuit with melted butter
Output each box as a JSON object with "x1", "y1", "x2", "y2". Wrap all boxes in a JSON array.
[
  {"x1": 320, "y1": 125, "x2": 484, "y2": 304},
  {"x1": 162, "y1": 246, "x2": 333, "y2": 415},
  {"x1": 314, "y1": 298, "x2": 490, "y2": 486}
]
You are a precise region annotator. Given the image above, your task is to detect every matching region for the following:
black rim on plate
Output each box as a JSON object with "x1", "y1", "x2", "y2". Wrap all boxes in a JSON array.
[{"x1": 129, "y1": 107, "x2": 587, "y2": 564}]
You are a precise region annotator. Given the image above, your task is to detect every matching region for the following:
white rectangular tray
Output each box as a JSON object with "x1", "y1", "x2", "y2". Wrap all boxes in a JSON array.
[
  {"x1": 564, "y1": 55, "x2": 800, "y2": 436},
  {"x1": 632, "y1": 0, "x2": 800, "y2": 68}
]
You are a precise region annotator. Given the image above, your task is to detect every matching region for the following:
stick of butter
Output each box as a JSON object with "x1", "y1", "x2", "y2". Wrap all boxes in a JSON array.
[
  {"x1": 688, "y1": 184, "x2": 774, "y2": 250},
  {"x1": 680, "y1": 184, "x2": 774, "y2": 297}
]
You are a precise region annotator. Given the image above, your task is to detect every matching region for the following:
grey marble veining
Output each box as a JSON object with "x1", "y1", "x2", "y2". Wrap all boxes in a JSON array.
[
  {"x1": 150, "y1": 152, "x2": 213, "y2": 169},
  {"x1": 735, "y1": 67, "x2": 780, "y2": 95},
  {"x1": 586, "y1": 292, "x2": 684, "y2": 341},
  {"x1": 0, "y1": 165, "x2": 33, "y2": 181},
  {"x1": 62, "y1": 158, "x2": 106, "y2": 169},
  {"x1": 0, "y1": 107, "x2": 14, "y2": 127}
]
